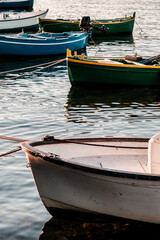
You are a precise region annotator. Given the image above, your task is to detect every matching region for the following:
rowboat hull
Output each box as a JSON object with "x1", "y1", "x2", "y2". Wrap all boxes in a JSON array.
[
  {"x1": 38, "y1": 13, "x2": 135, "y2": 36},
  {"x1": 0, "y1": 9, "x2": 48, "y2": 33},
  {"x1": 0, "y1": 32, "x2": 88, "y2": 56},
  {"x1": 0, "y1": 0, "x2": 34, "y2": 9},
  {"x1": 21, "y1": 136, "x2": 160, "y2": 223},
  {"x1": 67, "y1": 55, "x2": 160, "y2": 86}
]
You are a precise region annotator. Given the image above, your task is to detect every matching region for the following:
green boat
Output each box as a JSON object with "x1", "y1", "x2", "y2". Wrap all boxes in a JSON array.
[
  {"x1": 67, "y1": 49, "x2": 160, "y2": 87},
  {"x1": 38, "y1": 12, "x2": 135, "y2": 36}
]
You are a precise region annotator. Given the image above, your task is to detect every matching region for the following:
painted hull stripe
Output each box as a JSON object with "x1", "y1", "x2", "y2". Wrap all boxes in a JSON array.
[
  {"x1": 41, "y1": 18, "x2": 134, "y2": 25},
  {"x1": 0, "y1": 36, "x2": 87, "y2": 46}
]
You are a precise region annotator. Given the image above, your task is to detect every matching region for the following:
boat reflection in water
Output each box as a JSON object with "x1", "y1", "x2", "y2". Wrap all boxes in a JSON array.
[
  {"x1": 90, "y1": 34, "x2": 134, "y2": 45},
  {"x1": 67, "y1": 85, "x2": 160, "y2": 103},
  {"x1": 39, "y1": 216, "x2": 160, "y2": 240},
  {"x1": 66, "y1": 86, "x2": 160, "y2": 123},
  {"x1": 88, "y1": 34, "x2": 134, "y2": 56}
]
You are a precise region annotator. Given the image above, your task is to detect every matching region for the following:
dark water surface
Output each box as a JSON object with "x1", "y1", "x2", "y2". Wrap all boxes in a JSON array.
[{"x1": 0, "y1": 0, "x2": 160, "y2": 239}]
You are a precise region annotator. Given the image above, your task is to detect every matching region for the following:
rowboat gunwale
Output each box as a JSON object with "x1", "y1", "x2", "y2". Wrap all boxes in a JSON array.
[
  {"x1": 0, "y1": 33, "x2": 88, "y2": 45},
  {"x1": 67, "y1": 57, "x2": 160, "y2": 69},
  {"x1": 21, "y1": 137, "x2": 160, "y2": 181},
  {"x1": 0, "y1": 9, "x2": 49, "y2": 23},
  {"x1": 39, "y1": 17, "x2": 134, "y2": 26}
]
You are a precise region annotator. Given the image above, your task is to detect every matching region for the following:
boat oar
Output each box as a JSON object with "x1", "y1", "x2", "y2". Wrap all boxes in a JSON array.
[
  {"x1": 0, "y1": 135, "x2": 27, "y2": 158},
  {"x1": 140, "y1": 54, "x2": 160, "y2": 64},
  {"x1": 0, "y1": 135, "x2": 27, "y2": 142}
]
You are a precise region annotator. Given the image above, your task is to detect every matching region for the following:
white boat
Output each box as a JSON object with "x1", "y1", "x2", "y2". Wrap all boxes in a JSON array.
[
  {"x1": 0, "y1": 9, "x2": 48, "y2": 32},
  {"x1": 21, "y1": 133, "x2": 160, "y2": 223}
]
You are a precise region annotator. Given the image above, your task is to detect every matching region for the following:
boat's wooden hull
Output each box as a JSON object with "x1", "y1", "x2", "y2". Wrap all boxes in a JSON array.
[
  {"x1": 0, "y1": 0, "x2": 34, "y2": 9},
  {"x1": 0, "y1": 9, "x2": 48, "y2": 33},
  {"x1": 38, "y1": 13, "x2": 135, "y2": 36},
  {"x1": 67, "y1": 57, "x2": 160, "y2": 86},
  {"x1": 21, "y1": 137, "x2": 160, "y2": 224},
  {"x1": 0, "y1": 32, "x2": 88, "y2": 56}
]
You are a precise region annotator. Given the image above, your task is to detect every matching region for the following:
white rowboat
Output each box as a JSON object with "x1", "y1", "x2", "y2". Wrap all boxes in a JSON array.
[
  {"x1": 0, "y1": 9, "x2": 48, "y2": 32},
  {"x1": 21, "y1": 133, "x2": 160, "y2": 223}
]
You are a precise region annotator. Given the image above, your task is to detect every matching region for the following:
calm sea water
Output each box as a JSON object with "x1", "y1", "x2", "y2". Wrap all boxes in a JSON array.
[{"x1": 0, "y1": 0, "x2": 160, "y2": 239}]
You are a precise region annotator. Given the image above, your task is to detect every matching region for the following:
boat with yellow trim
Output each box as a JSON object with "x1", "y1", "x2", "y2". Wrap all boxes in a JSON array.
[
  {"x1": 67, "y1": 49, "x2": 160, "y2": 86},
  {"x1": 38, "y1": 13, "x2": 135, "y2": 36}
]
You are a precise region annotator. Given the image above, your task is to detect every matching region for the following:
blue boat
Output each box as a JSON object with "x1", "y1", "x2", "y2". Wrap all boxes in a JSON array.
[
  {"x1": 0, "y1": 0, "x2": 34, "y2": 9},
  {"x1": 0, "y1": 32, "x2": 89, "y2": 56}
]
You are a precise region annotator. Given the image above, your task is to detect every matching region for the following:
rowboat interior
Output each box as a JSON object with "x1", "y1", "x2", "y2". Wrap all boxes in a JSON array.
[
  {"x1": 47, "y1": 13, "x2": 134, "y2": 24},
  {"x1": 28, "y1": 133, "x2": 160, "y2": 176},
  {"x1": 0, "y1": 11, "x2": 34, "y2": 20},
  {"x1": 35, "y1": 140, "x2": 148, "y2": 173},
  {"x1": 70, "y1": 54, "x2": 160, "y2": 66},
  {"x1": 16, "y1": 32, "x2": 78, "y2": 39}
]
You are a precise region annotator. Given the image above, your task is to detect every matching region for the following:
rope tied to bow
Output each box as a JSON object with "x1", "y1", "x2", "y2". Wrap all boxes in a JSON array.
[{"x1": 0, "y1": 58, "x2": 66, "y2": 82}]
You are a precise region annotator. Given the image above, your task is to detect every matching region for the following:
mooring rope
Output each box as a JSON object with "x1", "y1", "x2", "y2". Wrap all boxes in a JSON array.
[
  {"x1": 0, "y1": 146, "x2": 22, "y2": 157},
  {"x1": 89, "y1": 37, "x2": 101, "y2": 50},
  {"x1": 0, "y1": 135, "x2": 26, "y2": 158},
  {"x1": 0, "y1": 58, "x2": 66, "y2": 82},
  {"x1": 0, "y1": 59, "x2": 65, "y2": 75},
  {"x1": 135, "y1": 21, "x2": 147, "y2": 37}
]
